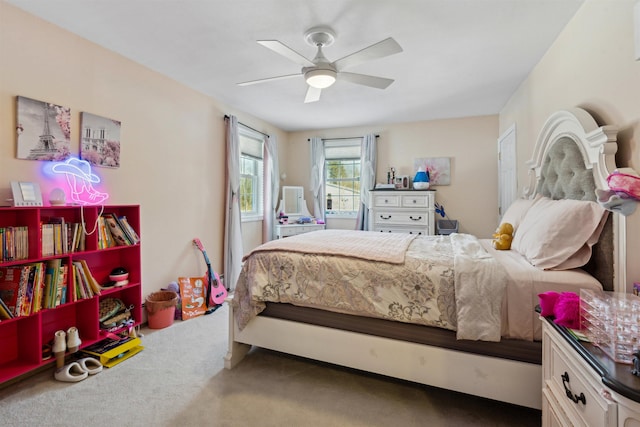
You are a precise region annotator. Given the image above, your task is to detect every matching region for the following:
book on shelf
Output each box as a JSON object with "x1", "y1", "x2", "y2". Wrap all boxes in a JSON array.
[
  {"x1": 29, "y1": 262, "x2": 45, "y2": 313},
  {"x1": 79, "y1": 259, "x2": 101, "y2": 295},
  {"x1": 43, "y1": 259, "x2": 63, "y2": 309},
  {"x1": 102, "y1": 213, "x2": 132, "y2": 246},
  {"x1": 1, "y1": 226, "x2": 29, "y2": 262},
  {"x1": 0, "y1": 296, "x2": 13, "y2": 320},
  {"x1": 118, "y1": 216, "x2": 140, "y2": 245},
  {"x1": 72, "y1": 260, "x2": 100, "y2": 300},
  {"x1": 0, "y1": 265, "x2": 31, "y2": 317},
  {"x1": 97, "y1": 216, "x2": 117, "y2": 249}
]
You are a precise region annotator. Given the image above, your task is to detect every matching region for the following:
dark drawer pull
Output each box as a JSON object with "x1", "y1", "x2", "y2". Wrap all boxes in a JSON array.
[
  {"x1": 380, "y1": 215, "x2": 392, "y2": 220},
  {"x1": 561, "y1": 372, "x2": 586, "y2": 405},
  {"x1": 409, "y1": 216, "x2": 422, "y2": 221}
]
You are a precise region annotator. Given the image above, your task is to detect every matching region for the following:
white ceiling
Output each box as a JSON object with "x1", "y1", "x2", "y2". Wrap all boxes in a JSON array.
[{"x1": 6, "y1": 0, "x2": 585, "y2": 132}]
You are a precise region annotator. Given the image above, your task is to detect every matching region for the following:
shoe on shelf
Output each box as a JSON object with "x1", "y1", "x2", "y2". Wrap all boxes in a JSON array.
[
  {"x1": 54, "y1": 362, "x2": 88, "y2": 382},
  {"x1": 52, "y1": 330, "x2": 66, "y2": 354},
  {"x1": 77, "y1": 357, "x2": 103, "y2": 375},
  {"x1": 66, "y1": 327, "x2": 81, "y2": 353}
]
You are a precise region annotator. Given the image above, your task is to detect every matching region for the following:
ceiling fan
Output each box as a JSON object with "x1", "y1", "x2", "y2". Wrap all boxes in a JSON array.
[{"x1": 237, "y1": 26, "x2": 403, "y2": 103}]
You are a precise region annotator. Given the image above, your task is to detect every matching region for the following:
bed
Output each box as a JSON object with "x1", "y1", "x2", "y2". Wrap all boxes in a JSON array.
[{"x1": 224, "y1": 108, "x2": 626, "y2": 410}]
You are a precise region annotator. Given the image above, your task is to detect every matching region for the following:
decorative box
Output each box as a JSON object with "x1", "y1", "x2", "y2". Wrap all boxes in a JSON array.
[{"x1": 580, "y1": 289, "x2": 640, "y2": 364}]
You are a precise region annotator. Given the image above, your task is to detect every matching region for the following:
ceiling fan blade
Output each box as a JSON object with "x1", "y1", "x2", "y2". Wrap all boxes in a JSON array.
[
  {"x1": 257, "y1": 40, "x2": 316, "y2": 68},
  {"x1": 333, "y1": 37, "x2": 403, "y2": 71},
  {"x1": 304, "y1": 86, "x2": 322, "y2": 103},
  {"x1": 237, "y1": 73, "x2": 302, "y2": 86},
  {"x1": 338, "y1": 72, "x2": 394, "y2": 89}
]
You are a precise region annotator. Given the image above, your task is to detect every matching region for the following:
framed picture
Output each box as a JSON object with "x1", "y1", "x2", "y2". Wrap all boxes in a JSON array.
[
  {"x1": 414, "y1": 157, "x2": 451, "y2": 186},
  {"x1": 80, "y1": 112, "x2": 122, "y2": 168},
  {"x1": 16, "y1": 96, "x2": 70, "y2": 161}
]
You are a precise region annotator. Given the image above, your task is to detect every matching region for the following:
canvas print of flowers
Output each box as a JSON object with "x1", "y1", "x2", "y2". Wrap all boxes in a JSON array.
[
  {"x1": 80, "y1": 112, "x2": 121, "y2": 168},
  {"x1": 413, "y1": 157, "x2": 451, "y2": 185},
  {"x1": 16, "y1": 96, "x2": 71, "y2": 161}
]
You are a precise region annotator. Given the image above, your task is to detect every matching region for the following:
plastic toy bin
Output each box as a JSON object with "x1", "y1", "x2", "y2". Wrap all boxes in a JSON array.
[
  {"x1": 437, "y1": 220, "x2": 458, "y2": 235},
  {"x1": 580, "y1": 289, "x2": 640, "y2": 364}
]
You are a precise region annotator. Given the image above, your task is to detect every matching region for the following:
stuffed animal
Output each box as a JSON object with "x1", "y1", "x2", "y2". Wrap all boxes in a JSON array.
[
  {"x1": 492, "y1": 222, "x2": 514, "y2": 250},
  {"x1": 538, "y1": 291, "x2": 581, "y2": 329}
]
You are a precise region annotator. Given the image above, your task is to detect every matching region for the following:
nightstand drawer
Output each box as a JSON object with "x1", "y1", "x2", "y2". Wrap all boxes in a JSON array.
[{"x1": 544, "y1": 323, "x2": 616, "y2": 426}]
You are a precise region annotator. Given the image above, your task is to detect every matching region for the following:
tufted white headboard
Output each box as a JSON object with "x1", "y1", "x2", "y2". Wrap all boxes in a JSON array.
[{"x1": 523, "y1": 108, "x2": 622, "y2": 292}]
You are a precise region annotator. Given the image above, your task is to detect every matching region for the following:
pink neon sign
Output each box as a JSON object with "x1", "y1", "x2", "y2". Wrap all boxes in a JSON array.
[{"x1": 51, "y1": 157, "x2": 109, "y2": 205}]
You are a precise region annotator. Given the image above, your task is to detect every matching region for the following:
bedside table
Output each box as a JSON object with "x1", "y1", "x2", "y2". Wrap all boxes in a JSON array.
[
  {"x1": 275, "y1": 223, "x2": 325, "y2": 239},
  {"x1": 542, "y1": 317, "x2": 640, "y2": 426}
]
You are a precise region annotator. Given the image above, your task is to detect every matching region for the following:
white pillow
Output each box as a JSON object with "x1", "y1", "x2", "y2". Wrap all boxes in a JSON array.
[
  {"x1": 511, "y1": 196, "x2": 607, "y2": 270},
  {"x1": 501, "y1": 197, "x2": 537, "y2": 231}
]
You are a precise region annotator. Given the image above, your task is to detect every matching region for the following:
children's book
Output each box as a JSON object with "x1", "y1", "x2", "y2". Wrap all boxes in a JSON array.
[{"x1": 178, "y1": 276, "x2": 207, "y2": 320}]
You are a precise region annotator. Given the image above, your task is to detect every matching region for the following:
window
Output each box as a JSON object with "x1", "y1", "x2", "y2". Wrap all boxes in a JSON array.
[
  {"x1": 324, "y1": 139, "x2": 361, "y2": 216},
  {"x1": 239, "y1": 127, "x2": 264, "y2": 221}
]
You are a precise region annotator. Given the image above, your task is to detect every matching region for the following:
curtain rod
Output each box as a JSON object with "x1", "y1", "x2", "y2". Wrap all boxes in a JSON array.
[
  {"x1": 224, "y1": 115, "x2": 270, "y2": 138},
  {"x1": 307, "y1": 135, "x2": 379, "y2": 141}
]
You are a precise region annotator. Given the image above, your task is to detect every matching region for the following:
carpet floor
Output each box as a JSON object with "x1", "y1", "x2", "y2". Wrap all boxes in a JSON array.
[{"x1": 0, "y1": 304, "x2": 541, "y2": 426}]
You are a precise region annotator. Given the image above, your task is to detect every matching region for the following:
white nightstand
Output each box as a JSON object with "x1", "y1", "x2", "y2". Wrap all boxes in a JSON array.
[
  {"x1": 275, "y1": 223, "x2": 325, "y2": 239},
  {"x1": 542, "y1": 317, "x2": 640, "y2": 426}
]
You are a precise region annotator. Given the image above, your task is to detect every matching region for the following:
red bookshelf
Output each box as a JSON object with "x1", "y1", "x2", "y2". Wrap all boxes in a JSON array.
[{"x1": 0, "y1": 205, "x2": 141, "y2": 384}]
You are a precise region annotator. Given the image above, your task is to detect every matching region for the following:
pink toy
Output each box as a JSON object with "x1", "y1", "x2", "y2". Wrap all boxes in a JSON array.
[
  {"x1": 608, "y1": 171, "x2": 640, "y2": 201},
  {"x1": 538, "y1": 291, "x2": 581, "y2": 329}
]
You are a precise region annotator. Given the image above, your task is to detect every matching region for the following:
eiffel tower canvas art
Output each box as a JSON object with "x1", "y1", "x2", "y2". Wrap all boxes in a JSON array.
[{"x1": 16, "y1": 96, "x2": 71, "y2": 161}]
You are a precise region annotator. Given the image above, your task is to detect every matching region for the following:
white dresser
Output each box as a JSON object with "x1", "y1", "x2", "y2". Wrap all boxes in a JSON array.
[
  {"x1": 542, "y1": 317, "x2": 640, "y2": 427},
  {"x1": 275, "y1": 223, "x2": 325, "y2": 239},
  {"x1": 367, "y1": 190, "x2": 435, "y2": 235}
]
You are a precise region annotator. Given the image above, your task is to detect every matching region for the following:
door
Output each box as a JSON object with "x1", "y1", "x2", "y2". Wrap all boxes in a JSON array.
[{"x1": 498, "y1": 124, "x2": 517, "y2": 222}]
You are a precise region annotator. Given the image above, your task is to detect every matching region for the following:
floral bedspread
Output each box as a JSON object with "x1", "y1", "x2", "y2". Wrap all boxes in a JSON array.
[{"x1": 233, "y1": 232, "x2": 507, "y2": 341}]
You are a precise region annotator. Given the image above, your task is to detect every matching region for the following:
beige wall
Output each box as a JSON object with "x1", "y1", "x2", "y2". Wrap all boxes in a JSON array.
[
  {"x1": 286, "y1": 115, "x2": 500, "y2": 237},
  {"x1": 499, "y1": 0, "x2": 640, "y2": 291},
  {"x1": 0, "y1": 2, "x2": 287, "y2": 295}
]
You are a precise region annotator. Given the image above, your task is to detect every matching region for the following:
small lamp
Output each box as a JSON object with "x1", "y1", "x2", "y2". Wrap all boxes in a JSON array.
[{"x1": 49, "y1": 187, "x2": 67, "y2": 206}]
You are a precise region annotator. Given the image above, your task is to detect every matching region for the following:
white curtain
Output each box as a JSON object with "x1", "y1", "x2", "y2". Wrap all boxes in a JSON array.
[
  {"x1": 356, "y1": 134, "x2": 377, "y2": 230},
  {"x1": 263, "y1": 134, "x2": 279, "y2": 242},
  {"x1": 224, "y1": 116, "x2": 243, "y2": 291},
  {"x1": 309, "y1": 137, "x2": 325, "y2": 220}
]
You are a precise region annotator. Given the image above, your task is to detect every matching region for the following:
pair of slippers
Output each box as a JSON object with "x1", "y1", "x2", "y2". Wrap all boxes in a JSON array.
[{"x1": 54, "y1": 357, "x2": 103, "y2": 382}]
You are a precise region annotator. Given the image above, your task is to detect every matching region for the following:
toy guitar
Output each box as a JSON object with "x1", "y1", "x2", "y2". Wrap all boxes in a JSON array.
[{"x1": 193, "y1": 238, "x2": 227, "y2": 308}]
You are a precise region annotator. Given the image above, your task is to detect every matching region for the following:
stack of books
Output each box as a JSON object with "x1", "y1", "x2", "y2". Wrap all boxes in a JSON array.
[{"x1": 98, "y1": 213, "x2": 140, "y2": 249}]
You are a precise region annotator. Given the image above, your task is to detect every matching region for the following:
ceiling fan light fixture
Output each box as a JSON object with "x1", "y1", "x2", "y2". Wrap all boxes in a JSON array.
[{"x1": 305, "y1": 69, "x2": 337, "y2": 89}]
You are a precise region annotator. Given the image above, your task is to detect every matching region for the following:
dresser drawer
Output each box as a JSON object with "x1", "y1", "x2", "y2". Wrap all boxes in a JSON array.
[
  {"x1": 372, "y1": 210, "x2": 427, "y2": 226},
  {"x1": 372, "y1": 194, "x2": 401, "y2": 207},
  {"x1": 372, "y1": 226, "x2": 430, "y2": 235},
  {"x1": 401, "y1": 193, "x2": 431, "y2": 208},
  {"x1": 544, "y1": 324, "x2": 616, "y2": 426}
]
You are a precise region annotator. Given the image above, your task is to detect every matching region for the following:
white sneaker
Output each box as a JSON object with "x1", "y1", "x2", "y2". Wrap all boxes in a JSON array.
[
  {"x1": 66, "y1": 327, "x2": 81, "y2": 353},
  {"x1": 52, "y1": 330, "x2": 66, "y2": 354}
]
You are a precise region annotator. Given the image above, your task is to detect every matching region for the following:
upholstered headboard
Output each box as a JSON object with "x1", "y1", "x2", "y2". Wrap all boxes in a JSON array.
[
  {"x1": 535, "y1": 137, "x2": 614, "y2": 291},
  {"x1": 524, "y1": 109, "x2": 620, "y2": 292}
]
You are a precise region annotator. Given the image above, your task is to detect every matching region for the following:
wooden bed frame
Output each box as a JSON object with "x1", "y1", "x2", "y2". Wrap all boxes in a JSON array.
[{"x1": 224, "y1": 108, "x2": 625, "y2": 410}]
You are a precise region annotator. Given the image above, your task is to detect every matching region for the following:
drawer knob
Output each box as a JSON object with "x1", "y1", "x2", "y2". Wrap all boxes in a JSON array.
[
  {"x1": 409, "y1": 216, "x2": 422, "y2": 221},
  {"x1": 561, "y1": 372, "x2": 586, "y2": 405},
  {"x1": 380, "y1": 215, "x2": 392, "y2": 220}
]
